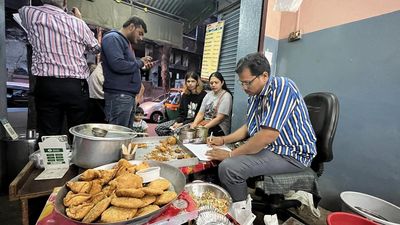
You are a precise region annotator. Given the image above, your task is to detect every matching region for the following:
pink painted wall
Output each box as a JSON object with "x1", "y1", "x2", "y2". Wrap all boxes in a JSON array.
[
  {"x1": 265, "y1": 0, "x2": 282, "y2": 40},
  {"x1": 265, "y1": 0, "x2": 400, "y2": 40}
]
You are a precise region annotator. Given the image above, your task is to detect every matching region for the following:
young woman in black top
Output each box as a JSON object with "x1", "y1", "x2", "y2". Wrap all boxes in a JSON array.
[{"x1": 155, "y1": 72, "x2": 207, "y2": 136}]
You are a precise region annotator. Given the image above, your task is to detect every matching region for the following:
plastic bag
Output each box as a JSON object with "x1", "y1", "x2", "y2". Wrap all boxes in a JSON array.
[
  {"x1": 285, "y1": 190, "x2": 321, "y2": 218},
  {"x1": 228, "y1": 195, "x2": 256, "y2": 225},
  {"x1": 264, "y1": 214, "x2": 279, "y2": 225},
  {"x1": 29, "y1": 150, "x2": 44, "y2": 169}
]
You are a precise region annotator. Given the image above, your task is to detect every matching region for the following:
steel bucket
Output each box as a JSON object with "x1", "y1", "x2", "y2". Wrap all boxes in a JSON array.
[{"x1": 69, "y1": 123, "x2": 135, "y2": 168}]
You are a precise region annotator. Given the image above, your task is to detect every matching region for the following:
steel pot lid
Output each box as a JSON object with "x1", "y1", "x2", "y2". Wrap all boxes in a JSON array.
[{"x1": 69, "y1": 123, "x2": 134, "y2": 141}]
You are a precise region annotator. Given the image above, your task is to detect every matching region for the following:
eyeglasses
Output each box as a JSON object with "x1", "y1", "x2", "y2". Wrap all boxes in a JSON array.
[{"x1": 237, "y1": 76, "x2": 258, "y2": 87}]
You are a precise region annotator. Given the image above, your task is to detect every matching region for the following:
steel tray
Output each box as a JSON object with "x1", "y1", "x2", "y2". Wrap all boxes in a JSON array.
[{"x1": 133, "y1": 136, "x2": 199, "y2": 168}]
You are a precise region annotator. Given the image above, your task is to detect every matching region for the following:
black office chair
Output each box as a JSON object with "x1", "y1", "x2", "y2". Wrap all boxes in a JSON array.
[{"x1": 250, "y1": 92, "x2": 340, "y2": 214}]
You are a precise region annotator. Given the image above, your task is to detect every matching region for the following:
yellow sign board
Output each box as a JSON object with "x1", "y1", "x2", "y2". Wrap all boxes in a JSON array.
[{"x1": 201, "y1": 21, "x2": 225, "y2": 79}]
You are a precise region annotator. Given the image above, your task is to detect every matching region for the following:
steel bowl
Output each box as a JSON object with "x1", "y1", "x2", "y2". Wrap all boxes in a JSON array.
[
  {"x1": 184, "y1": 182, "x2": 232, "y2": 214},
  {"x1": 54, "y1": 160, "x2": 186, "y2": 225},
  {"x1": 178, "y1": 127, "x2": 196, "y2": 141},
  {"x1": 69, "y1": 123, "x2": 136, "y2": 168},
  {"x1": 341, "y1": 191, "x2": 400, "y2": 225}
]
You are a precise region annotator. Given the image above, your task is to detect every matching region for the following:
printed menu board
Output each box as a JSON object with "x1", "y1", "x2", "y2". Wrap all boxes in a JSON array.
[{"x1": 201, "y1": 21, "x2": 225, "y2": 79}]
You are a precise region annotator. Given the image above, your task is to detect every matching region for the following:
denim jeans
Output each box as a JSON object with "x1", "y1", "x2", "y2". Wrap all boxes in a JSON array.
[{"x1": 104, "y1": 92, "x2": 136, "y2": 127}]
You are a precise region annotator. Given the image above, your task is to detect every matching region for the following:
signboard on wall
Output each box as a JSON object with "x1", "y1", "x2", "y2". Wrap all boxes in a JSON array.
[{"x1": 201, "y1": 21, "x2": 225, "y2": 79}]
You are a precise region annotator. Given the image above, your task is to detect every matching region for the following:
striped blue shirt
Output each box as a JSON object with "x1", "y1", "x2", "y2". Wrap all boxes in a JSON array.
[{"x1": 246, "y1": 76, "x2": 316, "y2": 166}]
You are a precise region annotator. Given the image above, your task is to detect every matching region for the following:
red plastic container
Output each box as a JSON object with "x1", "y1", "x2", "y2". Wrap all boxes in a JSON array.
[{"x1": 327, "y1": 212, "x2": 379, "y2": 225}]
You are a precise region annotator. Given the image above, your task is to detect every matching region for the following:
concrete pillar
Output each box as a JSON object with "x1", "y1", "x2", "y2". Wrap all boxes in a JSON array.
[{"x1": 231, "y1": 0, "x2": 264, "y2": 131}]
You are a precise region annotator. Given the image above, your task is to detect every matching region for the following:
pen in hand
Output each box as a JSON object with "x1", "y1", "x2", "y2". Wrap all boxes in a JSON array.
[{"x1": 208, "y1": 132, "x2": 213, "y2": 147}]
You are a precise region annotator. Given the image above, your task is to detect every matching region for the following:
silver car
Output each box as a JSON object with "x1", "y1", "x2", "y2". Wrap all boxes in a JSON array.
[{"x1": 7, "y1": 81, "x2": 29, "y2": 108}]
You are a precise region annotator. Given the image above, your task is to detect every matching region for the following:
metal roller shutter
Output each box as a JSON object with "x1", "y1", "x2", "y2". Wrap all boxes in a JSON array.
[{"x1": 218, "y1": 6, "x2": 240, "y2": 94}]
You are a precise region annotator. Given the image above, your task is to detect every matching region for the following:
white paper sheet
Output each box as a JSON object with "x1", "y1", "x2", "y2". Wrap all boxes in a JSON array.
[
  {"x1": 35, "y1": 167, "x2": 69, "y2": 180},
  {"x1": 183, "y1": 144, "x2": 231, "y2": 161}
]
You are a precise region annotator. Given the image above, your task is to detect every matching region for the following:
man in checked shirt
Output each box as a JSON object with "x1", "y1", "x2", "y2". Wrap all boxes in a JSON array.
[
  {"x1": 19, "y1": 0, "x2": 100, "y2": 140},
  {"x1": 206, "y1": 53, "x2": 317, "y2": 204}
]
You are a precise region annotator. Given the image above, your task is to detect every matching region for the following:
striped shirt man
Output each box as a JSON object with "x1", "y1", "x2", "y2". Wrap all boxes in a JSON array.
[
  {"x1": 19, "y1": 4, "x2": 99, "y2": 79},
  {"x1": 246, "y1": 76, "x2": 317, "y2": 166}
]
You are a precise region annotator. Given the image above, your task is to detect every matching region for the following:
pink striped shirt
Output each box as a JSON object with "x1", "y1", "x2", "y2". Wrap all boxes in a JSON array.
[{"x1": 19, "y1": 4, "x2": 99, "y2": 79}]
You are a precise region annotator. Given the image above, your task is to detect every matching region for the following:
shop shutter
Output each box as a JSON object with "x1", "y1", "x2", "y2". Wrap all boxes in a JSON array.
[{"x1": 218, "y1": 6, "x2": 240, "y2": 94}]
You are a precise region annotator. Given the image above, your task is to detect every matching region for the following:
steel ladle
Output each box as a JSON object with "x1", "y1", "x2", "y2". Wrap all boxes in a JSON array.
[{"x1": 91, "y1": 127, "x2": 148, "y2": 137}]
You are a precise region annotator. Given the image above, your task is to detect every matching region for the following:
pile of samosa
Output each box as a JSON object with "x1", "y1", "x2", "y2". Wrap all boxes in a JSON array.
[{"x1": 63, "y1": 159, "x2": 177, "y2": 223}]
